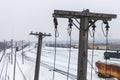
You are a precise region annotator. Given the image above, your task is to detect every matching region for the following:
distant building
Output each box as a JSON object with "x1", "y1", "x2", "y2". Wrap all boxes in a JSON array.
[
  {"x1": 88, "y1": 46, "x2": 99, "y2": 49},
  {"x1": 0, "y1": 42, "x2": 4, "y2": 51}
]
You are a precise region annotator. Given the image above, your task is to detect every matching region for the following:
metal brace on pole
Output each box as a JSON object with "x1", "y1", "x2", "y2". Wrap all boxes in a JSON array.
[{"x1": 30, "y1": 32, "x2": 51, "y2": 80}]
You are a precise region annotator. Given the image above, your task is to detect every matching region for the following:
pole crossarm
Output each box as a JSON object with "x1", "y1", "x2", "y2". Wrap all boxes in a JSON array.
[
  {"x1": 53, "y1": 9, "x2": 117, "y2": 21},
  {"x1": 30, "y1": 32, "x2": 51, "y2": 37}
]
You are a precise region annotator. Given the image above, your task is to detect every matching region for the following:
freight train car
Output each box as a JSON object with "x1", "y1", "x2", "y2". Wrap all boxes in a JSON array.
[
  {"x1": 104, "y1": 51, "x2": 120, "y2": 59},
  {"x1": 16, "y1": 44, "x2": 28, "y2": 51},
  {"x1": 96, "y1": 61, "x2": 120, "y2": 80}
]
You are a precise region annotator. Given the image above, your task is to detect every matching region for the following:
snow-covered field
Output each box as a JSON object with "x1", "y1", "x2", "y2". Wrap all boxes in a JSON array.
[{"x1": 0, "y1": 46, "x2": 119, "y2": 80}]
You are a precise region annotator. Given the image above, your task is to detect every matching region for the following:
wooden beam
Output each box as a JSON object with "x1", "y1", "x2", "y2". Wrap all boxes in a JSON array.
[{"x1": 53, "y1": 9, "x2": 117, "y2": 20}]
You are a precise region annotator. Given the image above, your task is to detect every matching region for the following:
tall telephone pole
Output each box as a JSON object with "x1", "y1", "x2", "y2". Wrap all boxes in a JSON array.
[
  {"x1": 30, "y1": 32, "x2": 51, "y2": 80},
  {"x1": 11, "y1": 39, "x2": 13, "y2": 64},
  {"x1": 13, "y1": 42, "x2": 17, "y2": 80},
  {"x1": 22, "y1": 40, "x2": 24, "y2": 64},
  {"x1": 53, "y1": 9, "x2": 116, "y2": 80}
]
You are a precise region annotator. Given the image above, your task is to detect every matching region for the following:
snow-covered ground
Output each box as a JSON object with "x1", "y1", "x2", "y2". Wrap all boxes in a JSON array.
[{"x1": 0, "y1": 46, "x2": 119, "y2": 80}]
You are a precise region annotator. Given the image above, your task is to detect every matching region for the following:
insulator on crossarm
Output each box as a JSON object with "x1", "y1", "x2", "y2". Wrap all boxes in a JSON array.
[
  {"x1": 105, "y1": 24, "x2": 110, "y2": 31},
  {"x1": 92, "y1": 24, "x2": 96, "y2": 31},
  {"x1": 68, "y1": 18, "x2": 73, "y2": 28},
  {"x1": 53, "y1": 18, "x2": 58, "y2": 29}
]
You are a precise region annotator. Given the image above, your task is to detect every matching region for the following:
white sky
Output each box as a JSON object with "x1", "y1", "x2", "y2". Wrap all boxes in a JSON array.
[{"x1": 0, "y1": 0, "x2": 120, "y2": 41}]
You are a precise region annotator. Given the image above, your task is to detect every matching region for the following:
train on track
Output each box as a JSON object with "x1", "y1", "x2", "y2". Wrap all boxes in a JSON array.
[
  {"x1": 104, "y1": 51, "x2": 120, "y2": 59},
  {"x1": 96, "y1": 61, "x2": 120, "y2": 80},
  {"x1": 16, "y1": 44, "x2": 28, "y2": 51}
]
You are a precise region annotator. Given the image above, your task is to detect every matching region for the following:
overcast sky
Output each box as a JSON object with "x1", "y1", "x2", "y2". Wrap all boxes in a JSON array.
[{"x1": 0, "y1": 0, "x2": 120, "y2": 41}]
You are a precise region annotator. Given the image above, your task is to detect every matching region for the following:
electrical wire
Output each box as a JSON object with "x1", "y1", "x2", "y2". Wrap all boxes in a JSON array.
[
  {"x1": 66, "y1": 25, "x2": 72, "y2": 80},
  {"x1": 53, "y1": 17, "x2": 59, "y2": 80},
  {"x1": 87, "y1": 59, "x2": 97, "y2": 73},
  {"x1": 105, "y1": 30, "x2": 109, "y2": 80},
  {"x1": 101, "y1": 22, "x2": 107, "y2": 37},
  {"x1": 90, "y1": 30, "x2": 95, "y2": 80},
  {"x1": 52, "y1": 31, "x2": 57, "y2": 80},
  {"x1": 89, "y1": 29, "x2": 94, "y2": 38},
  {"x1": 87, "y1": 59, "x2": 102, "y2": 80},
  {"x1": 101, "y1": 21, "x2": 110, "y2": 80},
  {"x1": 88, "y1": 21, "x2": 96, "y2": 80},
  {"x1": 88, "y1": 22, "x2": 103, "y2": 80}
]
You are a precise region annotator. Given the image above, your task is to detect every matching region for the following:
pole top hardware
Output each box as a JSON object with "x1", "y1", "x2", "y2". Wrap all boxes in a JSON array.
[
  {"x1": 53, "y1": 9, "x2": 117, "y2": 21},
  {"x1": 30, "y1": 31, "x2": 52, "y2": 37}
]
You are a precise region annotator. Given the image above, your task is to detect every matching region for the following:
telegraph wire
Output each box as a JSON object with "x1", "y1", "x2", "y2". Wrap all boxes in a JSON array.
[
  {"x1": 66, "y1": 18, "x2": 72, "y2": 80},
  {"x1": 53, "y1": 17, "x2": 59, "y2": 80}
]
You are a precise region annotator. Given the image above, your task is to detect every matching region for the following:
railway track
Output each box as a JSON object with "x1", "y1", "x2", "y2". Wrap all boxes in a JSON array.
[{"x1": 23, "y1": 52, "x2": 77, "y2": 80}]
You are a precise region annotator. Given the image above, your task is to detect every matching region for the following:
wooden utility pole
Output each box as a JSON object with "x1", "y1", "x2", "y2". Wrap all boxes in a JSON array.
[
  {"x1": 11, "y1": 39, "x2": 13, "y2": 64},
  {"x1": 53, "y1": 9, "x2": 116, "y2": 80},
  {"x1": 13, "y1": 42, "x2": 17, "y2": 80},
  {"x1": 22, "y1": 40, "x2": 24, "y2": 64},
  {"x1": 30, "y1": 32, "x2": 51, "y2": 80},
  {"x1": 3, "y1": 40, "x2": 6, "y2": 55}
]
